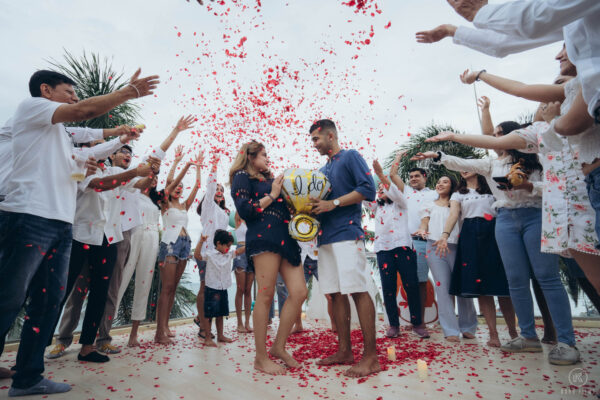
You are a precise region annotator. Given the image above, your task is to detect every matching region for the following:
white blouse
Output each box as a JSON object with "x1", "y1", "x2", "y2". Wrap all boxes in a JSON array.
[
  {"x1": 436, "y1": 152, "x2": 543, "y2": 210},
  {"x1": 138, "y1": 193, "x2": 161, "y2": 232},
  {"x1": 201, "y1": 172, "x2": 230, "y2": 253},
  {"x1": 365, "y1": 181, "x2": 413, "y2": 252},
  {"x1": 419, "y1": 201, "x2": 460, "y2": 244},
  {"x1": 161, "y1": 207, "x2": 189, "y2": 244},
  {"x1": 450, "y1": 189, "x2": 496, "y2": 220}
]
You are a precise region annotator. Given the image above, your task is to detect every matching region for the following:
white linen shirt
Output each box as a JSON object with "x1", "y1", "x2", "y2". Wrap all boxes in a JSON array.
[
  {"x1": 0, "y1": 97, "x2": 112, "y2": 223},
  {"x1": 203, "y1": 248, "x2": 235, "y2": 290},
  {"x1": 200, "y1": 172, "x2": 230, "y2": 253},
  {"x1": 472, "y1": 0, "x2": 600, "y2": 118},
  {"x1": 436, "y1": 152, "x2": 543, "y2": 211},
  {"x1": 365, "y1": 182, "x2": 413, "y2": 252},
  {"x1": 404, "y1": 186, "x2": 438, "y2": 235}
]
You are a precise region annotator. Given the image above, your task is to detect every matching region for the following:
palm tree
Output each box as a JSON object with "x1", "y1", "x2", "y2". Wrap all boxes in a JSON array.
[
  {"x1": 383, "y1": 123, "x2": 485, "y2": 188},
  {"x1": 47, "y1": 49, "x2": 141, "y2": 129}
]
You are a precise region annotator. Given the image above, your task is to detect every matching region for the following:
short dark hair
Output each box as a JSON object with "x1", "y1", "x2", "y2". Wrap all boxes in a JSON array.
[
  {"x1": 408, "y1": 167, "x2": 427, "y2": 178},
  {"x1": 213, "y1": 229, "x2": 233, "y2": 246},
  {"x1": 29, "y1": 70, "x2": 76, "y2": 97},
  {"x1": 309, "y1": 119, "x2": 337, "y2": 135}
]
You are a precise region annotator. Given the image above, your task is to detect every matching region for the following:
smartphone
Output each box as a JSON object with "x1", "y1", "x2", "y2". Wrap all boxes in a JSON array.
[{"x1": 492, "y1": 176, "x2": 512, "y2": 190}]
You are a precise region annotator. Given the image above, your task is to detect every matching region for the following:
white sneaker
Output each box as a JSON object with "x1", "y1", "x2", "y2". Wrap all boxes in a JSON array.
[
  {"x1": 548, "y1": 342, "x2": 580, "y2": 365},
  {"x1": 500, "y1": 336, "x2": 542, "y2": 353}
]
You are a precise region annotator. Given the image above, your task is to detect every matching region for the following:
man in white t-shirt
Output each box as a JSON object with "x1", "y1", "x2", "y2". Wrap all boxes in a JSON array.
[
  {"x1": 403, "y1": 167, "x2": 438, "y2": 324},
  {"x1": 0, "y1": 69, "x2": 158, "y2": 397}
]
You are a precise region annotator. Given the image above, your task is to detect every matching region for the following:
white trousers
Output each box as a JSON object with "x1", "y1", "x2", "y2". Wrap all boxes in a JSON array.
[
  {"x1": 426, "y1": 240, "x2": 478, "y2": 337},
  {"x1": 115, "y1": 227, "x2": 159, "y2": 321}
]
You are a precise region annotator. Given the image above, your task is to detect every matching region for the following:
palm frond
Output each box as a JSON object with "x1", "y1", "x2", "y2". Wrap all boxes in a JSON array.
[{"x1": 46, "y1": 49, "x2": 141, "y2": 129}]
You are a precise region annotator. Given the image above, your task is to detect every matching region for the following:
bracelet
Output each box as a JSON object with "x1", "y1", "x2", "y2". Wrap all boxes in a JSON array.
[
  {"x1": 475, "y1": 69, "x2": 486, "y2": 81},
  {"x1": 433, "y1": 151, "x2": 442, "y2": 162},
  {"x1": 442, "y1": 232, "x2": 450, "y2": 237},
  {"x1": 267, "y1": 193, "x2": 275, "y2": 202},
  {"x1": 127, "y1": 83, "x2": 141, "y2": 98}
]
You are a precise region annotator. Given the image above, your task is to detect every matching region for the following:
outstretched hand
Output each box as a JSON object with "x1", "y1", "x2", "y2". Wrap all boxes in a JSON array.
[
  {"x1": 433, "y1": 238, "x2": 450, "y2": 257},
  {"x1": 460, "y1": 69, "x2": 479, "y2": 85},
  {"x1": 372, "y1": 159, "x2": 384, "y2": 177},
  {"x1": 446, "y1": 0, "x2": 488, "y2": 22},
  {"x1": 174, "y1": 145, "x2": 185, "y2": 163},
  {"x1": 410, "y1": 151, "x2": 438, "y2": 161},
  {"x1": 174, "y1": 115, "x2": 195, "y2": 132},
  {"x1": 477, "y1": 96, "x2": 490, "y2": 110},
  {"x1": 425, "y1": 131, "x2": 455, "y2": 143},
  {"x1": 415, "y1": 24, "x2": 457, "y2": 43},
  {"x1": 127, "y1": 68, "x2": 160, "y2": 98}
]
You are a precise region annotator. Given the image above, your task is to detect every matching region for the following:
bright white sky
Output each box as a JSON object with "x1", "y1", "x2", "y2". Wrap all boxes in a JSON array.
[{"x1": 0, "y1": 0, "x2": 562, "y2": 244}]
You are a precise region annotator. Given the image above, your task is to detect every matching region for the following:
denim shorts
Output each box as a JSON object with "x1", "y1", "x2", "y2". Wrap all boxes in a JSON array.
[
  {"x1": 585, "y1": 166, "x2": 600, "y2": 249},
  {"x1": 158, "y1": 235, "x2": 191, "y2": 262},
  {"x1": 196, "y1": 258, "x2": 207, "y2": 281},
  {"x1": 232, "y1": 245, "x2": 249, "y2": 272}
]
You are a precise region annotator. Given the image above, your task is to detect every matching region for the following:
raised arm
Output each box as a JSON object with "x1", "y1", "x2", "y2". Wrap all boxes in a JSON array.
[
  {"x1": 52, "y1": 69, "x2": 159, "y2": 124},
  {"x1": 185, "y1": 151, "x2": 204, "y2": 210},
  {"x1": 425, "y1": 131, "x2": 527, "y2": 151},
  {"x1": 411, "y1": 150, "x2": 493, "y2": 176},
  {"x1": 389, "y1": 151, "x2": 405, "y2": 192},
  {"x1": 160, "y1": 115, "x2": 195, "y2": 152},
  {"x1": 165, "y1": 161, "x2": 192, "y2": 197},
  {"x1": 167, "y1": 145, "x2": 185, "y2": 186},
  {"x1": 372, "y1": 159, "x2": 390, "y2": 189},
  {"x1": 460, "y1": 69, "x2": 565, "y2": 103},
  {"x1": 86, "y1": 163, "x2": 152, "y2": 191},
  {"x1": 478, "y1": 96, "x2": 494, "y2": 135}
]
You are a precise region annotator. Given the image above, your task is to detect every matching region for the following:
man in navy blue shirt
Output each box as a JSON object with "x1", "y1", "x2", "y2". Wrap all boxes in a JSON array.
[{"x1": 309, "y1": 119, "x2": 380, "y2": 378}]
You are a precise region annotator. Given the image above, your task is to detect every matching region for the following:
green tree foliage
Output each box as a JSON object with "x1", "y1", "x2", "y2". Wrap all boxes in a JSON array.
[{"x1": 47, "y1": 50, "x2": 141, "y2": 129}]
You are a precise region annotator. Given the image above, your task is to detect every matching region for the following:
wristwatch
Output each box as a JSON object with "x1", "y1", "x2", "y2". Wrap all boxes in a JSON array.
[{"x1": 332, "y1": 199, "x2": 340, "y2": 207}]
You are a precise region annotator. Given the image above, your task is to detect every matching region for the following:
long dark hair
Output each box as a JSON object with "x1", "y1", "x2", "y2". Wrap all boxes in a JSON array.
[
  {"x1": 149, "y1": 188, "x2": 165, "y2": 210},
  {"x1": 497, "y1": 121, "x2": 543, "y2": 172},
  {"x1": 457, "y1": 174, "x2": 492, "y2": 195},
  {"x1": 437, "y1": 175, "x2": 458, "y2": 198},
  {"x1": 196, "y1": 184, "x2": 229, "y2": 216}
]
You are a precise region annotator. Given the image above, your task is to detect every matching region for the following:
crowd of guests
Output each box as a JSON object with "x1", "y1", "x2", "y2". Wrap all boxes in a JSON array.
[{"x1": 0, "y1": 0, "x2": 599, "y2": 397}]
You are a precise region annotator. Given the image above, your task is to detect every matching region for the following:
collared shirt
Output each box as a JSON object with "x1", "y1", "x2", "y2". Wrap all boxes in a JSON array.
[
  {"x1": 472, "y1": 0, "x2": 600, "y2": 118},
  {"x1": 73, "y1": 166, "x2": 134, "y2": 245},
  {"x1": 317, "y1": 149, "x2": 376, "y2": 246},
  {"x1": 404, "y1": 186, "x2": 438, "y2": 235},
  {"x1": 364, "y1": 181, "x2": 412, "y2": 253},
  {"x1": 203, "y1": 248, "x2": 235, "y2": 290},
  {"x1": 200, "y1": 172, "x2": 230, "y2": 254}
]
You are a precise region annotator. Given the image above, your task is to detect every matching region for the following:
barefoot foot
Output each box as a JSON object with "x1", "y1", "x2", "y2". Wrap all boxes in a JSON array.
[
  {"x1": 154, "y1": 335, "x2": 172, "y2": 345},
  {"x1": 269, "y1": 348, "x2": 300, "y2": 368},
  {"x1": 204, "y1": 338, "x2": 217, "y2": 347},
  {"x1": 237, "y1": 326, "x2": 248, "y2": 333},
  {"x1": 462, "y1": 332, "x2": 476, "y2": 339},
  {"x1": 290, "y1": 324, "x2": 304, "y2": 335},
  {"x1": 487, "y1": 333, "x2": 501, "y2": 347},
  {"x1": 128, "y1": 337, "x2": 141, "y2": 348},
  {"x1": 245, "y1": 324, "x2": 254, "y2": 333},
  {"x1": 343, "y1": 355, "x2": 381, "y2": 377},
  {"x1": 217, "y1": 335, "x2": 233, "y2": 343},
  {"x1": 317, "y1": 350, "x2": 354, "y2": 366},
  {"x1": 0, "y1": 367, "x2": 14, "y2": 379},
  {"x1": 254, "y1": 357, "x2": 286, "y2": 375},
  {"x1": 445, "y1": 336, "x2": 460, "y2": 343}
]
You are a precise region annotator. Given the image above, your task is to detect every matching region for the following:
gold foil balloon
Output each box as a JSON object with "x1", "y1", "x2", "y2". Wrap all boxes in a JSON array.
[{"x1": 281, "y1": 168, "x2": 331, "y2": 241}]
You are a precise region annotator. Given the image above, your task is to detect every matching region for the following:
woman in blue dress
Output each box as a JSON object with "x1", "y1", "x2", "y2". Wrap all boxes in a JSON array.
[{"x1": 229, "y1": 140, "x2": 306, "y2": 375}]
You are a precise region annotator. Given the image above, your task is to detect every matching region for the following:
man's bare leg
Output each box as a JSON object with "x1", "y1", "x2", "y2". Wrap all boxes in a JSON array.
[
  {"x1": 344, "y1": 292, "x2": 381, "y2": 377},
  {"x1": 317, "y1": 292, "x2": 354, "y2": 365}
]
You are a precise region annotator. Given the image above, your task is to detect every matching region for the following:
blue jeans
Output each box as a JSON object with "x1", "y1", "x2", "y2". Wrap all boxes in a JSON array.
[
  {"x1": 585, "y1": 166, "x2": 600, "y2": 249},
  {"x1": 0, "y1": 211, "x2": 72, "y2": 388},
  {"x1": 412, "y1": 239, "x2": 429, "y2": 282},
  {"x1": 495, "y1": 208, "x2": 575, "y2": 346},
  {"x1": 269, "y1": 274, "x2": 288, "y2": 319}
]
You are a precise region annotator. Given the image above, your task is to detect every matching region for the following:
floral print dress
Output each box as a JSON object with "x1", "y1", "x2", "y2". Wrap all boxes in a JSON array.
[{"x1": 515, "y1": 122, "x2": 600, "y2": 255}]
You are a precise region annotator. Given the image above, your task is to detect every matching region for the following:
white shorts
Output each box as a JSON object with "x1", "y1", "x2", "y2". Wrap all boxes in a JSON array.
[{"x1": 318, "y1": 240, "x2": 368, "y2": 295}]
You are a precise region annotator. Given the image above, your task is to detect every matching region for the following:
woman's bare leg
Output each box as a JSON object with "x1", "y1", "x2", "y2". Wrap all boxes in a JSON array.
[
  {"x1": 252, "y1": 252, "x2": 285, "y2": 375},
  {"x1": 235, "y1": 269, "x2": 247, "y2": 332},
  {"x1": 164, "y1": 259, "x2": 186, "y2": 337},
  {"x1": 128, "y1": 320, "x2": 141, "y2": 347},
  {"x1": 497, "y1": 296, "x2": 518, "y2": 339},
  {"x1": 478, "y1": 296, "x2": 500, "y2": 347},
  {"x1": 269, "y1": 260, "x2": 307, "y2": 368},
  {"x1": 572, "y1": 250, "x2": 600, "y2": 294},
  {"x1": 155, "y1": 257, "x2": 177, "y2": 344}
]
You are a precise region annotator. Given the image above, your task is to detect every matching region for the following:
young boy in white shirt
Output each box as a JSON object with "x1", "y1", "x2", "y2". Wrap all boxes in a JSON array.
[{"x1": 200, "y1": 229, "x2": 245, "y2": 347}]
